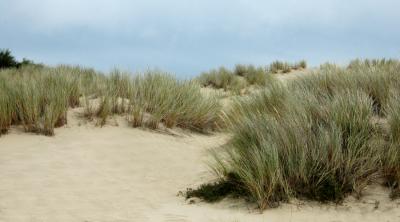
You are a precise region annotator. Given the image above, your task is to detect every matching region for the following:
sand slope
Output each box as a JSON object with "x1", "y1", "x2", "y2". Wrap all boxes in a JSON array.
[{"x1": 0, "y1": 110, "x2": 399, "y2": 222}]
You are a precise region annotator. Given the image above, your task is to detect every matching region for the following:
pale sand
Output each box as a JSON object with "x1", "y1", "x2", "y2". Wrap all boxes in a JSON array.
[
  {"x1": 0, "y1": 109, "x2": 399, "y2": 222},
  {"x1": 274, "y1": 68, "x2": 316, "y2": 82}
]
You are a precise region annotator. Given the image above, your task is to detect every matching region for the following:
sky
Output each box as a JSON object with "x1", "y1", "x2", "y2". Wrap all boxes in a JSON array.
[{"x1": 1, "y1": 0, "x2": 400, "y2": 77}]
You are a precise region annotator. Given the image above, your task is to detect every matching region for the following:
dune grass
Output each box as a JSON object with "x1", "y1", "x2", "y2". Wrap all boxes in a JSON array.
[
  {"x1": 0, "y1": 65, "x2": 221, "y2": 135},
  {"x1": 0, "y1": 76, "x2": 13, "y2": 135},
  {"x1": 0, "y1": 66, "x2": 83, "y2": 135},
  {"x1": 90, "y1": 70, "x2": 221, "y2": 131},
  {"x1": 384, "y1": 91, "x2": 400, "y2": 198},
  {"x1": 127, "y1": 71, "x2": 221, "y2": 131},
  {"x1": 197, "y1": 65, "x2": 270, "y2": 93},
  {"x1": 188, "y1": 59, "x2": 400, "y2": 209},
  {"x1": 233, "y1": 64, "x2": 269, "y2": 86},
  {"x1": 197, "y1": 61, "x2": 306, "y2": 92},
  {"x1": 197, "y1": 67, "x2": 247, "y2": 92},
  {"x1": 268, "y1": 60, "x2": 307, "y2": 74},
  {"x1": 1, "y1": 58, "x2": 399, "y2": 206}
]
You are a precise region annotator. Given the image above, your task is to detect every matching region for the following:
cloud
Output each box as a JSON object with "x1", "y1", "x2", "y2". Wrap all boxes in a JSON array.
[
  {"x1": 1, "y1": 0, "x2": 399, "y2": 76},
  {"x1": 2, "y1": 0, "x2": 398, "y2": 26}
]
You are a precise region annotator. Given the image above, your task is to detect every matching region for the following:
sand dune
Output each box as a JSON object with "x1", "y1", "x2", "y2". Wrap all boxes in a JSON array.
[{"x1": 0, "y1": 108, "x2": 399, "y2": 222}]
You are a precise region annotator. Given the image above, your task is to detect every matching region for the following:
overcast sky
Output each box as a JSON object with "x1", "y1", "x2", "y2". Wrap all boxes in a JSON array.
[{"x1": 1, "y1": 0, "x2": 399, "y2": 77}]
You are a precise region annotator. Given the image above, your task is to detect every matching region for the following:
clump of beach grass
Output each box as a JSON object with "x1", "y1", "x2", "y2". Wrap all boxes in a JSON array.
[
  {"x1": 0, "y1": 76, "x2": 14, "y2": 135},
  {"x1": 11, "y1": 71, "x2": 70, "y2": 135},
  {"x1": 383, "y1": 91, "x2": 400, "y2": 198},
  {"x1": 189, "y1": 59, "x2": 400, "y2": 210},
  {"x1": 197, "y1": 60, "x2": 308, "y2": 92},
  {"x1": 128, "y1": 71, "x2": 221, "y2": 131},
  {"x1": 268, "y1": 60, "x2": 307, "y2": 74},
  {"x1": 0, "y1": 65, "x2": 100, "y2": 135},
  {"x1": 233, "y1": 64, "x2": 268, "y2": 86},
  {"x1": 197, "y1": 67, "x2": 243, "y2": 91},
  {"x1": 197, "y1": 65, "x2": 270, "y2": 93},
  {"x1": 0, "y1": 65, "x2": 222, "y2": 134}
]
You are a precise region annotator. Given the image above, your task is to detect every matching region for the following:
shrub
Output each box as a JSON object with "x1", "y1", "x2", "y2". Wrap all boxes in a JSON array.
[
  {"x1": 0, "y1": 49, "x2": 18, "y2": 69},
  {"x1": 0, "y1": 49, "x2": 42, "y2": 69}
]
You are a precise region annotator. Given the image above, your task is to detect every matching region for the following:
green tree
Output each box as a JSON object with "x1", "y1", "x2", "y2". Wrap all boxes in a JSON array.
[{"x1": 0, "y1": 49, "x2": 18, "y2": 69}]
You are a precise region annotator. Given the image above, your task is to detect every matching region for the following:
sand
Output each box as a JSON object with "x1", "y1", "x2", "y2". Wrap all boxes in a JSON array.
[{"x1": 0, "y1": 106, "x2": 400, "y2": 222}]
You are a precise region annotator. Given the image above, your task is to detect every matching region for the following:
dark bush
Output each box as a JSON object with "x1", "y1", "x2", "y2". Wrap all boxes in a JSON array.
[{"x1": 0, "y1": 49, "x2": 18, "y2": 69}]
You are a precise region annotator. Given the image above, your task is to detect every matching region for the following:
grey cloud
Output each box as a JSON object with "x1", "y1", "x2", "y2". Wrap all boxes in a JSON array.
[{"x1": 1, "y1": 0, "x2": 399, "y2": 77}]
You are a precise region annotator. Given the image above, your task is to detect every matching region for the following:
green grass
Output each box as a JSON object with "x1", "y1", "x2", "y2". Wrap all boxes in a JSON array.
[
  {"x1": 2, "y1": 58, "x2": 400, "y2": 208},
  {"x1": 197, "y1": 67, "x2": 245, "y2": 92},
  {"x1": 1, "y1": 67, "x2": 76, "y2": 135},
  {"x1": 197, "y1": 61, "x2": 307, "y2": 92},
  {"x1": 233, "y1": 64, "x2": 268, "y2": 86},
  {"x1": 190, "y1": 59, "x2": 400, "y2": 209},
  {"x1": 384, "y1": 91, "x2": 400, "y2": 197},
  {"x1": 92, "y1": 70, "x2": 222, "y2": 131},
  {"x1": 197, "y1": 65, "x2": 270, "y2": 93},
  {"x1": 268, "y1": 60, "x2": 307, "y2": 74},
  {"x1": 128, "y1": 71, "x2": 221, "y2": 131},
  {"x1": 0, "y1": 76, "x2": 13, "y2": 135},
  {"x1": 0, "y1": 65, "x2": 221, "y2": 134}
]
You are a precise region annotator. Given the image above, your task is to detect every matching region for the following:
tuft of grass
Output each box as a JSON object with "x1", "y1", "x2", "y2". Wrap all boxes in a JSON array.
[
  {"x1": 212, "y1": 89, "x2": 380, "y2": 208},
  {"x1": 0, "y1": 65, "x2": 222, "y2": 135},
  {"x1": 233, "y1": 64, "x2": 268, "y2": 86},
  {"x1": 0, "y1": 76, "x2": 14, "y2": 135},
  {"x1": 269, "y1": 60, "x2": 307, "y2": 74},
  {"x1": 0, "y1": 65, "x2": 95, "y2": 135},
  {"x1": 12, "y1": 73, "x2": 69, "y2": 135},
  {"x1": 14, "y1": 80, "x2": 42, "y2": 133},
  {"x1": 195, "y1": 60, "x2": 400, "y2": 209},
  {"x1": 128, "y1": 71, "x2": 221, "y2": 131},
  {"x1": 41, "y1": 74, "x2": 69, "y2": 135},
  {"x1": 108, "y1": 70, "x2": 132, "y2": 114},
  {"x1": 96, "y1": 95, "x2": 112, "y2": 126},
  {"x1": 197, "y1": 67, "x2": 239, "y2": 91},
  {"x1": 197, "y1": 64, "x2": 271, "y2": 92},
  {"x1": 295, "y1": 60, "x2": 307, "y2": 69},
  {"x1": 384, "y1": 92, "x2": 400, "y2": 197}
]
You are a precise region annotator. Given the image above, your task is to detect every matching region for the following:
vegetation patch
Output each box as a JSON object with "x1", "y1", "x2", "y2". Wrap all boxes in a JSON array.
[
  {"x1": 0, "y1": 64, "x2": 221, "y2": 135},
  {"x1": 268, "y1": 60, "x2": 307, "y2": 73},
  {"x1": 191, "y1": 59, "x2": 400, "y2": 210},
  {"x1": 197, "y1": 60, "x2": 307, "y2": 93},
  {"x1": 0, "y1": 49, "x2": 43, "y2": 69}
]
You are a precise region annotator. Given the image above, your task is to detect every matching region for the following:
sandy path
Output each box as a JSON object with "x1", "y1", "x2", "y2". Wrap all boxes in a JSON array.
[{"x1": 0, "y1": 111, "x2": 399, "y2": 221}]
